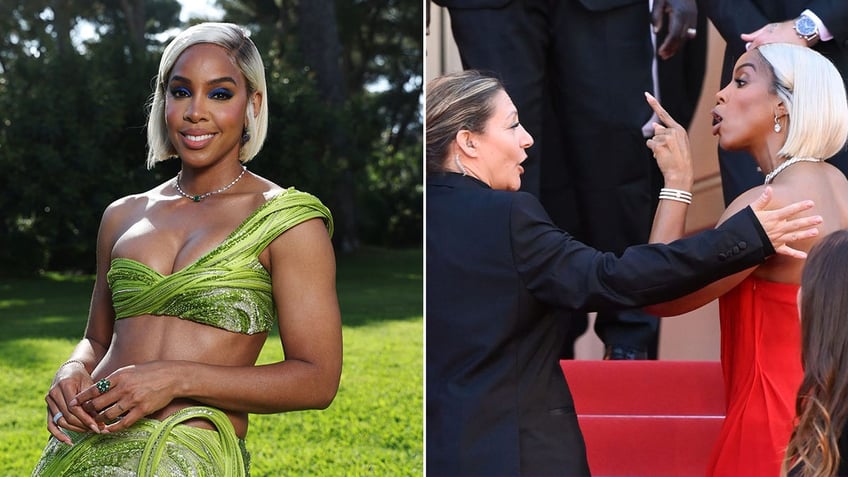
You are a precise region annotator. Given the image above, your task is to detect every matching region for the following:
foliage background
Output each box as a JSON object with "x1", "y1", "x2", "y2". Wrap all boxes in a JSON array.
[
  {"x1": 0, "y1": 1, "x2": 424, "y2": 474},
  {"x1": 0, "y1": 0, "x2": 423, "y2": 274}
]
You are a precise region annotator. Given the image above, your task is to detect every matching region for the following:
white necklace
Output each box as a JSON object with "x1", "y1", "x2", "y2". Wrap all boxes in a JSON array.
[
  {"x1": 763, "y1": 157, "x2": 822, "y2": 184},
  {"x1": 175, "y1": 166, "x2": 247, "y2": 202}
]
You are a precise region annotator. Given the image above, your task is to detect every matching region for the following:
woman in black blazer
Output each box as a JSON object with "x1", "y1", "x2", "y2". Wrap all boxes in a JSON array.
[{"x1": 425, "y1": 70, "x2": 823, "y2": 476}]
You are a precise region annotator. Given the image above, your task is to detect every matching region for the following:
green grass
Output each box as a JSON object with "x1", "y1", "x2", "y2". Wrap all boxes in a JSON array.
[{"x1": 0, "y1": 247, "x2": 423, "y2": 476}]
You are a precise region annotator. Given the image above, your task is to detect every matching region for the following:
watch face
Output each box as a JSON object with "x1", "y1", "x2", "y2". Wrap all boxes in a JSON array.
[{"x1": 796, "y1": 15, "x2": 817, "y2": 36}]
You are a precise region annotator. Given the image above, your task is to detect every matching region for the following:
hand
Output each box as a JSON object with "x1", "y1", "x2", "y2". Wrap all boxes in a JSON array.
[
  {"x1": 45, "y1": 362, "x2": 98, "y2": 444},
  {"x1": 742, "y1": 20, "x2": 812, "y2": 50},
  {"x1": 750, "y1": 187, "x2": 822, "y2": 259},
  {"x1": 644, "y1": 92, "x2": 693, "y2": 190},
  {"x1": 652, "y1": 0, "x2": 698, "y2": 60},
  {"x1": 68, "y1": 362, "x2": 176, "y2": 433}
]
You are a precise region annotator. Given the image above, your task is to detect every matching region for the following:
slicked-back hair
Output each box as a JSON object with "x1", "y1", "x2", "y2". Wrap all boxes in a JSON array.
[{"x1": 426, "y1": 70, "x2": 504, "y2": 174}]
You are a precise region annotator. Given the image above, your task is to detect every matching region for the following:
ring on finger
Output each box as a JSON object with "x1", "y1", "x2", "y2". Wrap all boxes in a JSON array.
[
  {"x1": 96, "y1": 378, "x2": 111, "y2": 394},
  {"x1": 52, "y1": 411, "x2": 64, "y2": 425}
]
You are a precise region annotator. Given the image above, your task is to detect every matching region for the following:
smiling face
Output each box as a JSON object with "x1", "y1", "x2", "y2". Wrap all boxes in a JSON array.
[
  {"x1": 165, "y1": 43, "x2": 255, "y2": 167},
  {"x1": 471, "y1": 90, "x2": 534, "y2": 191},
  {"x1": 711, "y1": 49, "x2": 782, "y2": 153}
]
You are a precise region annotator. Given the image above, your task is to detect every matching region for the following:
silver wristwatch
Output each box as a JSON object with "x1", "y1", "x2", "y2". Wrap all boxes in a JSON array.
[{"x1": 794, "y1": 13, "x2": 819, "y2": 43}]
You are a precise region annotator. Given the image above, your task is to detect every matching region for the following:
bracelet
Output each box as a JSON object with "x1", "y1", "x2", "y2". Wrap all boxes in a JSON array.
[
  {"x1": 57, "y1": 359, "x2": 87, "y2": 371},
  {"x1": 660, "y1": 188, "x2": 693, "y2": 199},
  {"x1": 659, "y1": 188, "x2": 693, "y2": 205},
  {"x1": 659, "y1": 195, "x2": 692, "y2": 205}
]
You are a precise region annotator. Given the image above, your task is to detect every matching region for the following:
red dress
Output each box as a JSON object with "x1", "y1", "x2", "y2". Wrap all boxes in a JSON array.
[{"x1": 707, "y1": 276, "x2": 803, "y2": 477}]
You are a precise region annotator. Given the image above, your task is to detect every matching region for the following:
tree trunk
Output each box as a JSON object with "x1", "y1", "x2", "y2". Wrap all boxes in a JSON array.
[
  {"x1": 119, "y1": 0, "x2": 146, "y2": 52},
  {"x1": 52, "y1": 0, "x2": 73, "y2": 58},
  {"x1": 297, "y1": 0, "x2": 359, "y2": 252}
]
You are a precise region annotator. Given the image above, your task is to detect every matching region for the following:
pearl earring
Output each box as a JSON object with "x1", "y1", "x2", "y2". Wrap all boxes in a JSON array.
[{"x1": 773, "y1": 115, "x2": 782, "y2": 133}]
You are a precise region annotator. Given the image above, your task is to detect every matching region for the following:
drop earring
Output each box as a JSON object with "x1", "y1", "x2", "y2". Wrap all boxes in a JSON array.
[
  {"x1": 454, "y1": 154, "x2": 468, "y2": 176},
  {"x1": 773, "y1": 115, "x2": 782, "y2": 133}
]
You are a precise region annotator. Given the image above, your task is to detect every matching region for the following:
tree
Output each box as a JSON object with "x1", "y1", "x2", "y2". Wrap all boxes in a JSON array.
[{"x1": 0, "y1": 0, "x2": 422, "y2": 274}]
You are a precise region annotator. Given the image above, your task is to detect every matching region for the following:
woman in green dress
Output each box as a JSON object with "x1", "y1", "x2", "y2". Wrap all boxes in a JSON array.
[{"x1": 32, "y1": 22, "x2": 342, "y2": 476}]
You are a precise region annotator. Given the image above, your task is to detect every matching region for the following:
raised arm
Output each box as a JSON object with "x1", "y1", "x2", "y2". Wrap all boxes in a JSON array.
[{"x1": 644, "y1": 92, "x2": 693, "y2": 245}]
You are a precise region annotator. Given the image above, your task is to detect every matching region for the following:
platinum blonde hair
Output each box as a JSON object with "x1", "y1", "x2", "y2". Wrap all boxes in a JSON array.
[
  {"x1": 145, "y1": 22, "x2": 269, "y2": 169},
  {"x1": 757, "y1": 43, "x2": 848, "y2": 161}
]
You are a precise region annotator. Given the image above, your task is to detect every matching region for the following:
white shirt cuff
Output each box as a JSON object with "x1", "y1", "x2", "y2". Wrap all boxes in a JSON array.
[{"x1": 803, "y1": 9, "x2": 833, "y2": 42}]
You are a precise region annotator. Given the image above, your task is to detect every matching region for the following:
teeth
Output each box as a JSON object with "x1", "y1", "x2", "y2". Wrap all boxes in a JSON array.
[{"x1": 186, "y1": 134, "x2": 214, "y2": 141}]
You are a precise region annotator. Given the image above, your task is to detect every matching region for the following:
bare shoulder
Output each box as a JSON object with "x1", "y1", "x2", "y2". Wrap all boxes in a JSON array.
[
  {"x1": 98, "y1": 180, "x2": 181, "y2": 244},
  {"x1": 718, "y1": 185, "x2": 769, "y2": 226},
  {"x1": 248, "y1": 173, "x2": 287, "y2": 198},
  {"x1": 102, "y1": 181, "x2": 170, "y2": 225}
]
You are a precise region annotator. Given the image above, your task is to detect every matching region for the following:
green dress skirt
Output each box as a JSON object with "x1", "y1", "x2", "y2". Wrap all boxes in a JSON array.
[{"x1": 32, "y1": 406, "x2": 249, "y2": 476}]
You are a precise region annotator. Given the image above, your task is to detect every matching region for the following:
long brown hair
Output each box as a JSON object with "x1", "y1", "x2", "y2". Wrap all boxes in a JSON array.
[{"x1": 783, "y1": 230, "x2": 848, "y2": 476}]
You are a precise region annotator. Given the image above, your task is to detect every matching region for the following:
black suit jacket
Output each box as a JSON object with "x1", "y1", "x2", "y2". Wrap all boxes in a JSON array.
[{"x1": 426, "y1": 173, "x2": 775, "y2": 476}]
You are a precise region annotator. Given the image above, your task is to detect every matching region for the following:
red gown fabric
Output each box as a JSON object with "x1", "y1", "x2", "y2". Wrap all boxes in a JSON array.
[{"x1": 706, "y1": 275, "x2": 803, "y2": 477}]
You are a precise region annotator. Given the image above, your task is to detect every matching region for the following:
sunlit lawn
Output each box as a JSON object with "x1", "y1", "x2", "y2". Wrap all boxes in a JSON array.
[{"x1": 0, "y1": 247, "x2": 423, "y2": 476}]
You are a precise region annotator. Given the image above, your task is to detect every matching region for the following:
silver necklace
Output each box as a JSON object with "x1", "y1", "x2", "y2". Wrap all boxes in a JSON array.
[
  {"x1": 175, "y1": 166, "x2": 247, "y2": 202},
  {"x1": 763, "y1": 157, "x2": 822, "y2": 184}
]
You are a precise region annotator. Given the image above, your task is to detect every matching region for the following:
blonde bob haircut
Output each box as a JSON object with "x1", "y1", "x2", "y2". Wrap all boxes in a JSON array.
[
  {"x1": 145, "y1": 22, "x2": 269, "y2": 169},
  {"x1": 757, "y1": 43, "x2": 848, "y2": 161}
]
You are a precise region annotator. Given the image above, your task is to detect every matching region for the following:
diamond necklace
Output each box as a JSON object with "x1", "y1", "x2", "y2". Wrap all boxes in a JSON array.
[
  {"x1": 763, "y1": 157, "x2": 822, "y2": 185},
  {"x1": 175, "y1": 165, "x2": 247, "y2": 202}
]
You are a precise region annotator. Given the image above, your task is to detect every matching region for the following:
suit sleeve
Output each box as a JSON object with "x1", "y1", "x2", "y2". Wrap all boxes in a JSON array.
[
  {"x1": 509, "y1": 192, "x2": 772, "y2": 312},
  {"x1": 808, "y1": 1, "x2": 848, "y2": 44},
  {"x1": 698, "y1": 0, "x2": 769, "y2": 54}
]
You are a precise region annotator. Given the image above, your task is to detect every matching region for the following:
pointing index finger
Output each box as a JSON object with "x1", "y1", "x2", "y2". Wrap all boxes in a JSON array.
[{"x1": 644, "y1": 92, "x2": 681, "y2": 128}]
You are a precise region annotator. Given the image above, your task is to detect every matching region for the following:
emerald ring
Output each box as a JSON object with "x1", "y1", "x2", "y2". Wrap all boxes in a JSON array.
[{"x1": 96, "y1": 378, "x2": 111, "y2": 394}]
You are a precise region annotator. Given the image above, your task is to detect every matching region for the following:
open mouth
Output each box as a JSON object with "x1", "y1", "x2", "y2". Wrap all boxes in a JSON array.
[{"x1": 711, "y1": 110, "x2": 723, "y2": 135}]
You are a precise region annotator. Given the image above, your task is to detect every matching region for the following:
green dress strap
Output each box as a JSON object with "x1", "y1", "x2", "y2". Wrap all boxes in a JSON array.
[{"x1": 137, "y1": 407, "x2": 245, "y2": 477}]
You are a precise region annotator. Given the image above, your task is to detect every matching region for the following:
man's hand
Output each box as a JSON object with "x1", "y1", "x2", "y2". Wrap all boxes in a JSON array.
[
  {"x1": 742, "y1": 20, "x2": 815, "y2": 50},
  {"x1": 652, "y1": 0, "x2": 698, "y2": 60}
]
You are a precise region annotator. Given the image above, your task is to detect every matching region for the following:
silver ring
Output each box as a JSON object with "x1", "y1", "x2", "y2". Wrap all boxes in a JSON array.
[
  {"x1": 52, "y1": 411, "x2": 63, "y2": 425},
  {"x1": 686, "y1": 27, "x2": 697, "y2": 38}
]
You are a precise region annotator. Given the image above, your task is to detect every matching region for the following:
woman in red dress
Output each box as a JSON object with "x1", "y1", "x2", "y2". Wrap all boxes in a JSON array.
[{"x1": 646, "y1": 43, "x2": 848, "y2": 477}]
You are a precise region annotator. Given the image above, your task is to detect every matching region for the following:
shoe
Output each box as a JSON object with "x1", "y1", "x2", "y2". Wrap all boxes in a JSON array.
[{"x1": 603, "y1": 345, "x2": 648, "y2": 360}]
